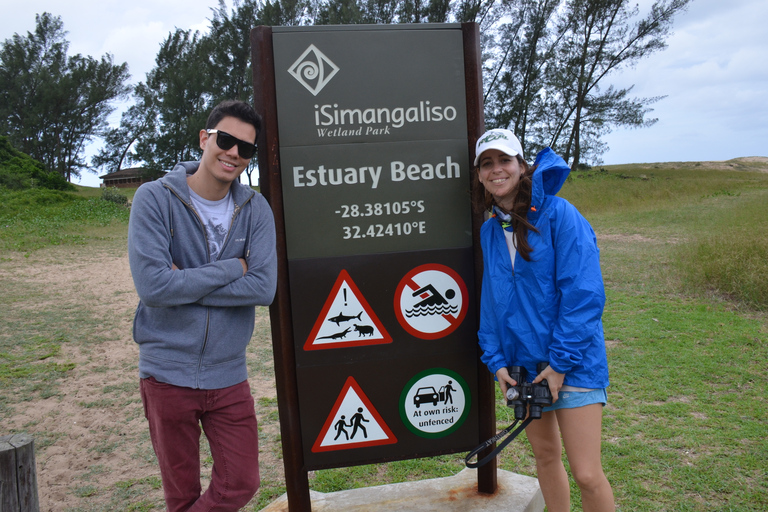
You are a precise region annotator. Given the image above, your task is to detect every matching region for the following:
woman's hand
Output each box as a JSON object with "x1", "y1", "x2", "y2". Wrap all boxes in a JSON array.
[
  {"x1": 532, "y1": 365, "x2": 564, "y2": 403},
  {"x1": 495, "y1": 367, "x2": 517, "y2": 398}
]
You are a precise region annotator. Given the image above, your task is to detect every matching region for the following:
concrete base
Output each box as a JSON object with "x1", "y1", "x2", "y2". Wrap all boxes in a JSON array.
[{"x1": 260, "y1": 468, "x2": 544, "y2": 511}]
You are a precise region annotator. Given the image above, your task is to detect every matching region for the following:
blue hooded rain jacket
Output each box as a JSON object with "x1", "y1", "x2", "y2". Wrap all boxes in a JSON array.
[{"x1": 478, "y1": 148, "x2": 609, "y2": 389}]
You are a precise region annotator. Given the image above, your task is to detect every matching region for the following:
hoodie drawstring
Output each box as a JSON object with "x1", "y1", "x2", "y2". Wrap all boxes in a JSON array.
[
  {"x1": 245, "y1": 204, "x2": 252, "y2": 259},
  {"x1": 168, "y1": 192, "x2": 174, "y2": 238}
]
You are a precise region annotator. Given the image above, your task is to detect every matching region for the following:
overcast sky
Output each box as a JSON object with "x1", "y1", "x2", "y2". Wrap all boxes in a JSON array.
[{"x1": 2, "y1": 0, "x2": 766, "y2": 187}]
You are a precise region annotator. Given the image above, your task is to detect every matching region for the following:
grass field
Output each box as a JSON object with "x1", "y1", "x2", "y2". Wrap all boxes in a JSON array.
[{"x1": 1, "y1": 160, "x2": 766, "y2": 511}]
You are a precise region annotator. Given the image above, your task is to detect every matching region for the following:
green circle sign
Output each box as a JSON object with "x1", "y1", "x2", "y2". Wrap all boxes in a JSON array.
[{"x1": 399, "y1": 368, "x2": 470, "y2": 438}]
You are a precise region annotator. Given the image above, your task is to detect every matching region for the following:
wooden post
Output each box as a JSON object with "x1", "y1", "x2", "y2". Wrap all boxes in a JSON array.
[
  {"x1": 251, "y1": 26, "x2": 312, "y2": 512},
  {"x1": 462, "y1": 21, "x2": 498, "y2": 496},
  {"x1": 0, "y1": 433, "x2": 40, "y2": 512}
]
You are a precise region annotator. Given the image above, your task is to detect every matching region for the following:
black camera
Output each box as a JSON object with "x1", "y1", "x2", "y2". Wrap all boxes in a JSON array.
[{"x1": 505, "y1": 362, "x2": 553, "y2": 420}]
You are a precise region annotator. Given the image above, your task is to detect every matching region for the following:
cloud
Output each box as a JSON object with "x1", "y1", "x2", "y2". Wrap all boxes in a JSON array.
[
  {"x1": 4, "y1": 0, "x2": 766, "y2": 180},
  {"x1": 99, "y1": 21, "x2": 169, "y2": 83},
  {"x1": 602, "y1": 0, "x2": 768, "y2": 164},
  {"x1": 2, "y1": 1, "x2": 218, "y2": 68}
]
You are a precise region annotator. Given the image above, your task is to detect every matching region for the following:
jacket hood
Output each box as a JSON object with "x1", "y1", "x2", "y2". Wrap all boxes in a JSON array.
[
  {"x1": 159, "y1": 161, "x2": 255, "y2": 205},
  {"x1": 530, "y1": 148, "x2": 571, "y2": 212}
]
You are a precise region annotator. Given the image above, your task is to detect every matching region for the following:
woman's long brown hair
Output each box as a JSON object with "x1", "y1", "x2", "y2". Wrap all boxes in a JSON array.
[{"x1": 472, "y1": 155, "x2": 539, "y2": 261}]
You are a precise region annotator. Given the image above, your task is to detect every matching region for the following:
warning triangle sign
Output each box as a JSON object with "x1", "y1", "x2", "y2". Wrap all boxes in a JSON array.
[
  {"x1": 312, "y1": 376, "x2": 397, "y2": 453},
  {"x1": 304, "y1": 270, "x2": 392, "y2": 351}
]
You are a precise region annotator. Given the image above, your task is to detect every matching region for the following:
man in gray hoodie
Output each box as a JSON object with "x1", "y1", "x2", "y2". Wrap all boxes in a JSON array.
[{"x1": 128, "y1": 100, "x2": 277, "y2": 511}]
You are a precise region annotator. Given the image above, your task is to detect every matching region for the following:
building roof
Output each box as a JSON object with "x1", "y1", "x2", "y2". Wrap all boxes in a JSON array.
[{"x1": 99, "y1": 167, "x2": 164, "y2": 180}]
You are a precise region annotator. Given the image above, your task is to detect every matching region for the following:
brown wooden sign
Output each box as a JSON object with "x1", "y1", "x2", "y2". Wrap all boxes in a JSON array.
[{"x1": 252, "y1": 23, "x2": 495, "y2": 511}]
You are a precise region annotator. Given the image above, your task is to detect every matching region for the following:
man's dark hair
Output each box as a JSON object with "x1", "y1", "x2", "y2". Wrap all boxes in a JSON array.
[{"x1": 205, "y1": 100, "x2": 262, "y2": 143}]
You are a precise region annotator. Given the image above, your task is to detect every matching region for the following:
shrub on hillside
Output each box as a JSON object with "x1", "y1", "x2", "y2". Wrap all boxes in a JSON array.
[
  {"x1": 101, "y1": 187, "x2": 128, "y2": 206},
  {"x1": 0, "y1": 136, "x2": 73, "y2": 191},
  {"x1": 674, "y1": 193, "x2": 768, "y2": 311},
  {"x1": 0, "y1": 187, "x2": 130, "y2": 252},
  {"x1": 678, "y1": 232, "x2": 768, "y2": 311}
]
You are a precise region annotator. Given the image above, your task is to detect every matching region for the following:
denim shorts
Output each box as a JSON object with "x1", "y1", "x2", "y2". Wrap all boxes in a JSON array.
[{"x1": 542, "y1": 388, "x2": 608, "y2": 412}]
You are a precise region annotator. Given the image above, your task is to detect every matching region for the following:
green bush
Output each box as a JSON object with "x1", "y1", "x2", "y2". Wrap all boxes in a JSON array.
[
  {"x1": 691, "y1": 234, "x2": 767, "y2": 309},
  {"x1": 0, "y1": 136, "x2": 73, "y2": 191},
  {"x1": 101, "y1": 187, "x2": 128, "y2": 206},
  {"x1": 0, "y1": 187, "x2": 129, "y2": 252},
  {"x1": 0, "y1": 187, "x2": 76, "y2": 216},
  {"x1": 675, "y1": 224, "x2": 768, "y2": 310}
]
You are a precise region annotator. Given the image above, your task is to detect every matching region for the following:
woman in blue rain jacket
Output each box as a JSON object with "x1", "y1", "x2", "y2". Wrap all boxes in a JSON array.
[{"x1": 474, "y1": 129, "x2": 615, "y2": 512}]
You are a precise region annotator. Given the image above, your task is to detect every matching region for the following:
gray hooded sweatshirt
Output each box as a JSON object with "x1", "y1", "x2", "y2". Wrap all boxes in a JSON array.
[{"x1": 128, "y1": 162, "x2": 277, "y2": 389}]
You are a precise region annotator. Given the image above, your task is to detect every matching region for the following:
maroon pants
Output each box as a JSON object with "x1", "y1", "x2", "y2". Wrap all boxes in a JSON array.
[{"x1": 140, "y1": 377, "x2": 260, "y2": 512}]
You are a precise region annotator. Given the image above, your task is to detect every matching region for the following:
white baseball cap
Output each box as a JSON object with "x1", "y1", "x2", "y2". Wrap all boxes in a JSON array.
[{"x1": 473, "y1": 129, "x2": 524, "y2": 166}]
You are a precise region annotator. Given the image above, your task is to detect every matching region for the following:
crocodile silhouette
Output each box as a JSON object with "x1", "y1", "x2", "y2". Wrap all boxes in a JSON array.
[{"x1": 317, "y1": 327, "x2": 351, "y2": 340}]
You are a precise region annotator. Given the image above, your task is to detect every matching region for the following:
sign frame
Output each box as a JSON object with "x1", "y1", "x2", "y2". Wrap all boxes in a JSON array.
[{"x1": 252, "y1": 23, "x2": 495, "y2": 512}]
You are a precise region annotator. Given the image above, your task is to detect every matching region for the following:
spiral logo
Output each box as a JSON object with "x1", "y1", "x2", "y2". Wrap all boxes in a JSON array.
[{"x1": 288, "y1": 44, "x2": 340, "y2": 96}]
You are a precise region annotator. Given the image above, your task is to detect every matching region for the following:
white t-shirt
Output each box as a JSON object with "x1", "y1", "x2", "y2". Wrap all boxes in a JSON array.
[
  {"x1": 189, "y1": 188, "x2": 235, "y2": 262},
  {"x1": 504, "y1": 230, "x2": 517, "y2": 270}
]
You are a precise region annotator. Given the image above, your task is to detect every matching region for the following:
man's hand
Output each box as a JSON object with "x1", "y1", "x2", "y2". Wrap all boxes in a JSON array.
[{"x1": 238, "y1": 258, "x2": 248, "y2": 276}]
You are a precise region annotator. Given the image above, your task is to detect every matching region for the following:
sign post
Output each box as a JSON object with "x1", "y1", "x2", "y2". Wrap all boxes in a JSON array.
[{"x1": 252, "y1": 23, "x2": 495, "y2": 511}]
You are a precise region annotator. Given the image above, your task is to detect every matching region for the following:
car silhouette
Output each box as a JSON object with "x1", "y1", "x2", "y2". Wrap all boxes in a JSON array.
[{"x1": 413, "y1": 386, "x2": 439, "y2": 408}]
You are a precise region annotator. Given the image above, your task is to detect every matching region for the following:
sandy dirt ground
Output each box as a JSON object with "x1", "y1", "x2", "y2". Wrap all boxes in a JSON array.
[
  {"x1": 3, "y1": 156, "x2": 766, "y2": 509},
  {"x1": 1, "y1": 244, "x2": 282, "y2": 511}
]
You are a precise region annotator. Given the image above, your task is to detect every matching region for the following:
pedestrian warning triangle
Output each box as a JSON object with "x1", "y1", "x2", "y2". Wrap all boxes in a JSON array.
[
  {"x1": 304, "y1": 269, "x2": 392, "y2": 351},
  {"x1": 312, "y1": 376, "x2": 397, "y2": 453}
]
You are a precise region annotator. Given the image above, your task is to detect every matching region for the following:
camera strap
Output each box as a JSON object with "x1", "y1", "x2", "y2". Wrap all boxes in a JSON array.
[{"x1": 464, "y1": 417, "x2": 534, "y2": 469}]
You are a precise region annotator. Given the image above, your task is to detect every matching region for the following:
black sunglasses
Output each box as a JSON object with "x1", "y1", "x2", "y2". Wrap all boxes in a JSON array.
[{"x1": 206, "y1": 129, "x2": 257, "y2": 159}]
